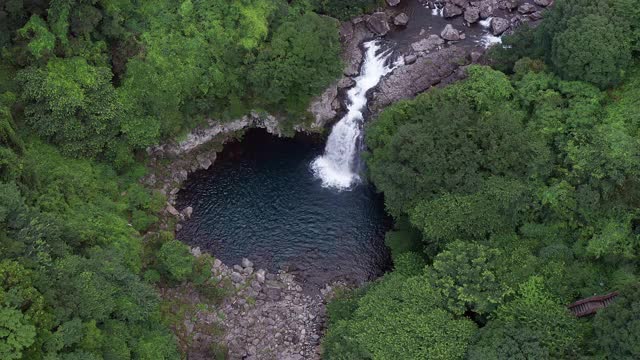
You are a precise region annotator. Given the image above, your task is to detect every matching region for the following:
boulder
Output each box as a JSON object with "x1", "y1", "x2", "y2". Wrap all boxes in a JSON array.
[
  {"x1": 499, "y1": 0, "x2": 518, "y2": 10},
  {"x1": 366, "y1": 12, "x2": 391, "y2": 35},
  {"x1": 534, "y1": 0, "x2": 551, "y2": 6},
  {"x1": 255, "y1": 269, "x2": 266, "y2": 283},
  {"x1": 450, "y1": 0, "x2": 468, "y2": 7},
  {"x1": 443, "y1": 4, "x2": 463, "y2": 18},
  {"x1": 182, "y1": 206, "x2": 193, "y2": 219},
  {"x1": 196, "y1": 153, "x2": 212, "y2": 170},
  {"x1": 518, "y1": 3, "x2": 536, "y2": 13},
  {"x1": 166, "y1": 203, "x2": 180, "y2": 217},
  {"x1": 490, "y1": 17, "x2": 510, "y2": 35},
  {"x1": 387, "y1": 0, "x2": 401, "y2": 6},
  {"x1": 440, "y1": 24, "x2": 461, "y2": 41},
  {"x1": 464, "y1": 6, "x2": 480, "y2": 23},
  {"x1": 529, "y1": 11, "x2": 544, "y2": 20},
  {"x1": 404, "y1": 54, "x2": 417, "y2": 64},
  {"x1": 479, "y1": 2, "x2": 494, "y2": 18},
  {"x1": 369, "y1": 46, "x2": 469, "y2": 112},
  {"x1": 242, "y1": 258, "x2": 254, "y2": 268},
  {"x1": 231, "y1": 272, "x2": 244, "y2": 283},
  {"x1": 394, "y1": 12, "x2": 409, "y2": 26},
  {"x1": 410, "y1": 35, "x2": 445, "y2": 52}
]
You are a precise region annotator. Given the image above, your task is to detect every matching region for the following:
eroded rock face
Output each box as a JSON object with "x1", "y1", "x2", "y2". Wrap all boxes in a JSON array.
[
  {"x1": 307, "y1": 82, "x2": 340, "y2": 130},
  {"x1": 369, "y1": 46, "x2": 469, "y2": 112},
  {"x1": 340, "y1": 21, "x2": 374, "y2": 76}
]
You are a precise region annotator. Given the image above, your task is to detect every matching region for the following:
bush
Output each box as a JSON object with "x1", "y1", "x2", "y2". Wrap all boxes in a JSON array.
[{"x1": 158, "y1": 240, "x2": 195, "y2": 282}]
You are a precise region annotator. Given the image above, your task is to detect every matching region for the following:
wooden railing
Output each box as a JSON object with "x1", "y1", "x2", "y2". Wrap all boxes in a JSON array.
[{"x1": 567, "y1": 292, "x2": 619, "y2": 317}]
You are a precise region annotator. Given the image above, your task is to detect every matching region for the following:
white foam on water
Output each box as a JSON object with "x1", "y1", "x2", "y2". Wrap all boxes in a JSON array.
[{"x1": 311, "y1": 41, "x2": 399, "y2": 190}]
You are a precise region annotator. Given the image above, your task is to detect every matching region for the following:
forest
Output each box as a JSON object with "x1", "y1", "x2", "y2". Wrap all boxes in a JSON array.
[
  {"x1": 0, "y1": 0, "x2": 638, "y2": 359},
  {"x1": 323, "y1": 0, "x2": 640, "y2": 358}
]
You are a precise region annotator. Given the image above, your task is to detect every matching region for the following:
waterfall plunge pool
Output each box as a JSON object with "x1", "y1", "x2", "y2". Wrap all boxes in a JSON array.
[{"x1": 176, "y1": 129, "x2": 392, "y2": 290}]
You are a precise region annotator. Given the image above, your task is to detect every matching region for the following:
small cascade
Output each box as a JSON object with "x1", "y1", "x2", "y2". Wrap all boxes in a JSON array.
[{"x1": 311, "y1": 41, "x2": 400, "y2": 190}]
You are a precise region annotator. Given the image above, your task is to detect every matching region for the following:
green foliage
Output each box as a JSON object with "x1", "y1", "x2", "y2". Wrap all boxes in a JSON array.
[
  {"x1": 0, "y1": 306, "x2": 36, "y2": 360},
  {"x1": 158, "y1": 240, "x2": 195, "y2": 282},
  {"x1": 250, "y1": 12, "x2": 342, "y2": 114},
  {"x1": 310, "y1": 0, "x2": 382, "y2": 21},
  {"x1": 592, "y1": 283, "x2": 640, "y2": 358},
  {"x1": 17, "y1": 57, "x2": 123, "y2": 159},
  {"x1": 17, "y1": 15, "x2": 56, "y2": 60}
]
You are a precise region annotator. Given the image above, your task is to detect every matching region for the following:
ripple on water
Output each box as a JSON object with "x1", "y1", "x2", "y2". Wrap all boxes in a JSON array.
[{"x1": 176, "y1": 129, "x2": 392, "y2": 290}]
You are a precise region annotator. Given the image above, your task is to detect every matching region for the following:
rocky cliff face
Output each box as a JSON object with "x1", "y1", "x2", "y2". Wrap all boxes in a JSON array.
[{"x1": 369, "y1": 46, "x2": 470, "y2": 112}]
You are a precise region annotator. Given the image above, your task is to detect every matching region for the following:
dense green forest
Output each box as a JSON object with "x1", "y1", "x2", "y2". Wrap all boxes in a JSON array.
[
  {"x1": 0, "y1": 0, "x2": 346, "y2": 358},
  {"x1": 323, "y1": 0, "x2": 640, "y2": 358}
]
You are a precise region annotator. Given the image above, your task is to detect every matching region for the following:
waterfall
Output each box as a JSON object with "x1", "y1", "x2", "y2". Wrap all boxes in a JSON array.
[{"x1": 311, "y1": 41, "x2": 400, "y2": 190}]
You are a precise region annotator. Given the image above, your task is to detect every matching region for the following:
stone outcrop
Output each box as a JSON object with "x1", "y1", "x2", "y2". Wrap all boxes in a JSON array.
[
  {"x1": 369, "y1": 46, "x2": 469, "y2": 112},
  {"x1": 307, "y1": 83, "x2": 341, "y2": 130},
  {"x1": 340, "y1": 19, "x2": 374, "y2": 76},
  {"x1": 365, "y1": 12, "x2": 391, "y2": 36},
  {"x1": 443, "y1": 3, "x2": 463, "y2": 17}
]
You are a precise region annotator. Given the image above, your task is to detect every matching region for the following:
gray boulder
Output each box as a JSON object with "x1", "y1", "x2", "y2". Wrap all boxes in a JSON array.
[
  {"x1": 499, "y1": 0, "x2": 518, "y2": 10},
  {"x1": 491, "y1": 17, "x2": 510, "y2": 35},
  {"x1": 441, "y1": 24, "x2": 461, "y2": 41},
  {"x1": 394, "y1": 12, "x2": 409, "y2": 26},
  {"x1": 387, "y1": 0, "x2": 401, "y2": 6},
  {"x1": 410, "y1": 35, "x2": 445, "y2": 52},
  {"x1": 534, "y1": 0, "x2": 552, "y2": 6},
  {"x1": 450, "y1": 0, "x2": 469, "y2": 7},
  {"x1": 529, "y1": 11, "x2": 544, "y2": 20},
  {"x1": 464, "y1": 6, "x2": 480, "y2": 23},
  {"x1": 518, "y1": 3, "x2": 536, "y2": 13},
  {"x1": 404, "y1": 54, "x2": 417, "y2": 64},
  {"x1": 479, "y1": 2, "x2": 494, "y2": 18},
  {"x1": 307, "y1": 82, "x2": 339, "y2": 129},
  {"x1": 366, "y1": 12, "x2": 391, "y2": 35},
  {"x1": 443, "y1": 4, "x2": 463, "y2": 17}
]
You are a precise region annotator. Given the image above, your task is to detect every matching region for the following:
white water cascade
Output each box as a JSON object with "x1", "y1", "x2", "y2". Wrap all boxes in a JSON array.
[{"x1": 311, "y1": 41, "x2": 400, "y2": 190}]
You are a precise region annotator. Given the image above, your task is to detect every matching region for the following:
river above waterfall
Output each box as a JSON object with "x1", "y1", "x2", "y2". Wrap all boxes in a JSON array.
[{"x1": 176, "y1": 129, "x2": 392, "y2": 290}]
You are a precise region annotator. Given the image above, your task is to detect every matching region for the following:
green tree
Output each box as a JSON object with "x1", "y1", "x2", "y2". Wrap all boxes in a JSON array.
[
  {"x1": 158, "y1": 240, "x2": 194, "y2": 282},
  {"x1": 17, "y1": 57, "x2": 122, "y2": 158},
  {"x1": 592, "y1": 283, "x2": 640, "y2": 359},
  {"x1": 0, "y1": 306, "x2": 36, "y2": 360}
]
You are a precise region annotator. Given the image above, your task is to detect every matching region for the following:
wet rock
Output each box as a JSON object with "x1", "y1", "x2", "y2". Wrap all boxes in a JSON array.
[
  {"x1": 307, "y1": 82, "x2": 339, "y2": 130},
  {"x1": 166, "y1": 203, "x2": 180, "y2": 217},
  {"x1": 337, "y1": 77, "x2": 356, "y2": 89},
  {"x1": 387, "y1": 0, "x2": 401, "y2": 6},
  {"x1": 443, "y1": 3, "x2": 463, "y2": 17},
  {"x1": 394, "y1": 12, "x2": 409, "y2": 26},
  {"x1": 242, "y1": 258, "x2": 254, "y2": 268},
  {"x1": 365, "y1": 12, "x2": 391, "y2": 35},
  {"x1": 450, "y1": 0, "x2": 469, "y2": 8},
  {"x1": 441, "y1": 24, "x2": 461, "y2": 41},
  {"x1": 404, "y1": 54, "x2": 417, "y2": 64},
  {"x1": 534, "y1": 0, "x2": 551, "y2": 6},
  {"x1": 518, "y1": 3, "x2": 536, "y2": 13},
  {"x1": 340, "y1": 21, "x2": 374, "y2": 76},
  {"x1": 479, "y1": 1, "x2": 495, "y2": 18},
  {"x1": 182, "y1": 206, "x2": 193, "y2": 219},
  {"x1": 411, "y1": 34, "x2": 445, "y2": 52},
  {"x1": 464, "y1": 6, "x2": 480, "y2": 23},
  {"x1": 491, "y1": 17, "x2": 510, "y2": 35},
  {"x1": 369, "y1": 46, "x2": 469, "y2": 112}
]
